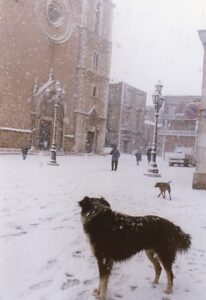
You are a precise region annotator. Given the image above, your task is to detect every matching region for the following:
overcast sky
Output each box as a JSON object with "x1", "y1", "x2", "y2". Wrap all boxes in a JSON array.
[{"x1": 110, "y1": 0, "x2": 206, "y2": 104}]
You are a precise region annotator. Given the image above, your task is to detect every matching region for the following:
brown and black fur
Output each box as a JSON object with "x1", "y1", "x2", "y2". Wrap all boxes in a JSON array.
[
  {"x1": 79, "y1": 196, "x2": 191, "y2": 300},
  {"x1": 155, "y1": 181, "x2": 172, "y2": 200}
]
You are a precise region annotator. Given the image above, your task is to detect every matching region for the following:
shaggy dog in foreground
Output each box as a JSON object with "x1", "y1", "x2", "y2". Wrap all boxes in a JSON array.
[
  {"x1": 155, "y1": 181, "x2": 172, "y2": 200},
  {"x1": 79, "y1": 196, "x2": 191, "y2": 300}
]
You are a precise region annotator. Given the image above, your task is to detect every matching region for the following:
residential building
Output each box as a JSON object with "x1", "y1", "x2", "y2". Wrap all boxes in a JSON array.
[
  {"x1": 106, "y1": 82, "x2": 146, "y2": 153},
  {"x1": 0, "y1": 0, "x2": 114, "y2": 154},
  {"x1": 159, "y1": 95, "x2": 200, "y2": 157}
]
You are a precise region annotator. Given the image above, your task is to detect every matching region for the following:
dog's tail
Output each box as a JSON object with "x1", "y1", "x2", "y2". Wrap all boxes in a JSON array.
[{"x1": 175, "y1": 225, "x2": 191, "y2": 252}]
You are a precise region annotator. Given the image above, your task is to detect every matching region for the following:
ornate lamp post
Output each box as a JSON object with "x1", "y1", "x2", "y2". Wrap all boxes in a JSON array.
[
  {"x1": 46, "y1": 80, "x2": 65, "y2": 166},
  {"x1": 145, "y1": 81, "x2": 164, "y2": 177}
]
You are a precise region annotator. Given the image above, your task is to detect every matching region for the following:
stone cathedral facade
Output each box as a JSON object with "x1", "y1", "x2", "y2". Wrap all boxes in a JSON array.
[{"x1": 0, "y1": 0, "x2": 114, "y2": 153}]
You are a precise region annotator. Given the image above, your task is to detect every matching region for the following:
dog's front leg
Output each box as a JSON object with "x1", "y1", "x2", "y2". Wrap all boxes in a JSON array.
[{"x1": 94, "y1": 257, "x2": 113, "y2": 300}]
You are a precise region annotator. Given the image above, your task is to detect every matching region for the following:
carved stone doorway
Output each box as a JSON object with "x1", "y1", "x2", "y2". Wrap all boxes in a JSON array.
[
  {"x1": 39, "y1": 120, "x2": 52, "y2": 150},
  {"x1": 86, "y1": 131, "x2": 95, "y2": 153},
  {"x1": 31, "y1": 71, "x2": 65, "y2": 151}
]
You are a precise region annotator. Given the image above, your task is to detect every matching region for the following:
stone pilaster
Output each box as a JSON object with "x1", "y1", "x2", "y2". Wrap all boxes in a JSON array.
[{"x1": 193, "y1": 30, "x2": 206, "y2": 189}]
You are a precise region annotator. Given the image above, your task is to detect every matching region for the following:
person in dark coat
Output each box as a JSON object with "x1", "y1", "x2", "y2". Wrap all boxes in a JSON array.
[
  {"x1": 135, "y1": 149, "x2": 142, "y2": 165},
  {"x1": 146, "y1": 146, "x2": 152, "y2": 164},
  {"x1": 110, "y1": 145, "x2": 120, "y2": 171},
  {"x1": 21, "y1": 145, "x2": 31, "y2": 160}
]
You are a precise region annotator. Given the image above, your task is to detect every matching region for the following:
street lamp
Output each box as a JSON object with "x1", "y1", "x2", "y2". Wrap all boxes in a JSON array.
[
  {"x1": 145, "y1": 81, "x2": 164, "y2": 177},
  {"x1": 46, "y1": 80, "x2": 65, "y2": 166}
]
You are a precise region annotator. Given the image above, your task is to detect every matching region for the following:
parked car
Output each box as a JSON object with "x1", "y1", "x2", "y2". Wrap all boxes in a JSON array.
[
  {"x1": 168, "y1": 152, "x2": 196, "y2": 167},
  {"x1": 103, "y1": 147, "x2": 113, "y2": 155}
]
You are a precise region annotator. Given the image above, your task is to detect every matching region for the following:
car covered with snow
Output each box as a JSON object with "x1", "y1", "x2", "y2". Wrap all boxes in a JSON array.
[{"x1": 168, "y1": 152, "x2": 196, "y2": 167}]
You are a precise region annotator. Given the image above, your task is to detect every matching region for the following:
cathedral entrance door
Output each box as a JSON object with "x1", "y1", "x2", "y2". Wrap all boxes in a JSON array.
[
  {"x1": 86, "y1": 131, "x2": 94, "y2": 153},
  {"x1": 123, "y1": 140, "x2": 129, "y2": 153},
  {"x1": 39, "y1": 120, "x2": 52, "y2": 150}
]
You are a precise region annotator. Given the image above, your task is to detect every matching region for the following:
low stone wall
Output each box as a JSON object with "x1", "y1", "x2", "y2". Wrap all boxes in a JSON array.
[{"x1": 0, "y1": 129, "x2": 31, "y2": 148}]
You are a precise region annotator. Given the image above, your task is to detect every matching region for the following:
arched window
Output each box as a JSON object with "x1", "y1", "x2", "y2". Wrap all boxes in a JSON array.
[
  {"x1": 92, "y1": 86, "x2": 98, "y2": 97},
  {"x1": 94, "y1": 2, "x2": 101, "y2": 36},
  {"x1": 93, "y1": 51, "x2": 99, "y2": 71}
]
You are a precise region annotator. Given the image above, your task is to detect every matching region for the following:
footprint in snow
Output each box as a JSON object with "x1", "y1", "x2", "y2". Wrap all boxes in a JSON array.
[
  {"x1": 61, "y1": 217, "x2": 69, "y2": 222},
  {"x1": 29, "y1": 223, "x2": 39, "y2": 227},
  {"x1": 0, "y1": 231, "x2": 27, "y2": 238},
  {"x1": 53, "y1": 226, "x2": 65, "y2": 230},
  {"x1": 65, "y1": 272, "x2": 74, "y2": 278},
  {"x1": 46, "y1": 258, "x2": 58, "y2": 270},
  {"x1": 72, "y1": 250, "x2": 82, "y2": 258},
  {"x1": 130, "y1": 285, "x2": 138, "y2": 291},
  {"x1": 61, "y1": 278, "x2": 80, "y2": 290},
  {"x1": 83, "y1": 278, "x2": 97, "y2": 285},
  {"x1": 11, "y1": 231, "x2": 27, "y2": 236},
  {"x1": 30, "y1": 280, "x2": 52, "y2": 290},
  {"x1": 114, "y1": 293, "x2": 123, "y2": 298}
]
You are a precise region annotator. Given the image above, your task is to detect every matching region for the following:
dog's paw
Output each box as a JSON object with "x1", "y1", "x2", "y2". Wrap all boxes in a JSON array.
[
  {"x1": 153, "y1": 278, "x2": 159, "y2": 285},
  {"x1": 164, "y1": 287, "x2": 173, "y2": 294},
  {"x1": 93, "y1": 289, "x2": 107, "y2": 300},
  {"x1": 93, "y1": 288, "x2": 100, "y2": 295}
]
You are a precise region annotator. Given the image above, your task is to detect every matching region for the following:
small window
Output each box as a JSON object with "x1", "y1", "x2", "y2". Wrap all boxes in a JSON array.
[
  {"x1": 92, "y1": 86, "x2": 98, "y2": 97},
  {"x1": 47, "y1": 2, "x2": 62, "y2": 28},
  {"x1": 94, "y1": 2, "x2": 101, "y2": 36},
  {"x1": 168, "y1": 104, "x2": 176, "y2": 117},
  {"x1": 93, "y1": 51, "x2": 99, "y2": 71}
]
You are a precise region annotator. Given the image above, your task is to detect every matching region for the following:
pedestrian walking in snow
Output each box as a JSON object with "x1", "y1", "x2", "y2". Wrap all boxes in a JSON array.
[
  {"x1": 135, "y1": 149, "x2": 142, "y2": 165},
  {"x1": 21, "y1": 145, "x2": 31, "y2": 160},
  {"x1": 110, "y1": 145, "x2": 120, "y2": 171},
  {"x1": 146, "y1": 146, "x2": 152, "y2": 164}
]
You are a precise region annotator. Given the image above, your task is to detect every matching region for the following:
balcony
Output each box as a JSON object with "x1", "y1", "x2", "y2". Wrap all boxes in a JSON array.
[{"x1": 159, "y1": 129, "x2": 196, "y2": 137}]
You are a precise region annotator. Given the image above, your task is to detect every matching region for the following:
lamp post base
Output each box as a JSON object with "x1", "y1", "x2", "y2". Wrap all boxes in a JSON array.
[
  {"x1": 144, "y1": 163, "x2": 161, "y2": 177},
  {"x1": 47, "y1": 147, "x2": 59, "y2": 166},
  {"x1": 144, "y1": 171, "x2": 161, "y2": 177},
  {"x1": 47, "y1": 161, "x2": 60, "y2": 166}
]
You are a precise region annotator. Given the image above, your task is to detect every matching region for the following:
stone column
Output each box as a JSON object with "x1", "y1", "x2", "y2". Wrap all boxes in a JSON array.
[{"x1": 193, "y1": 30, "x2": 206, "y2": 189}]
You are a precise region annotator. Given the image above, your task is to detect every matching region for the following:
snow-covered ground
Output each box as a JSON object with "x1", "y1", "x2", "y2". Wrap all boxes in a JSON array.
[{"x1": 0, "y1": 153, "x2": 206, "y2": 300}]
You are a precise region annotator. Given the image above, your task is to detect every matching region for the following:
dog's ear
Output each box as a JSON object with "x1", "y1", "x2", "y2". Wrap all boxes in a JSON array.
[
  {"x1": 78, "y1": 196, "x2": 90, "y2": 207},
  {"x1": 100, "y1": 197, "x2": 110, "y2": 207}
]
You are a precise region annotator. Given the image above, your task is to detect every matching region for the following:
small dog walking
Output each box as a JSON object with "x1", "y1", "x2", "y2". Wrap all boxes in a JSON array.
[
  {"x1": 79, "y1": 196, "x2": 191, "y2": 300},
  {"x1": 155, "y1": 181, "x2": 172, "y2": 200}
]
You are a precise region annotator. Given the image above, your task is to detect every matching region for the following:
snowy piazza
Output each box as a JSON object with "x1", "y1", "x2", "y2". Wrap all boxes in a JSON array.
[{"x1": 1, "y1": 154, "x2": 206, "y2": 300}]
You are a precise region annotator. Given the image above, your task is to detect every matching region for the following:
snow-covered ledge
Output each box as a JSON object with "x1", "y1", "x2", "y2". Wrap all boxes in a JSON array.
[{"x1": 0, "y1": 127, "x2": 32, "y2": 133}]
